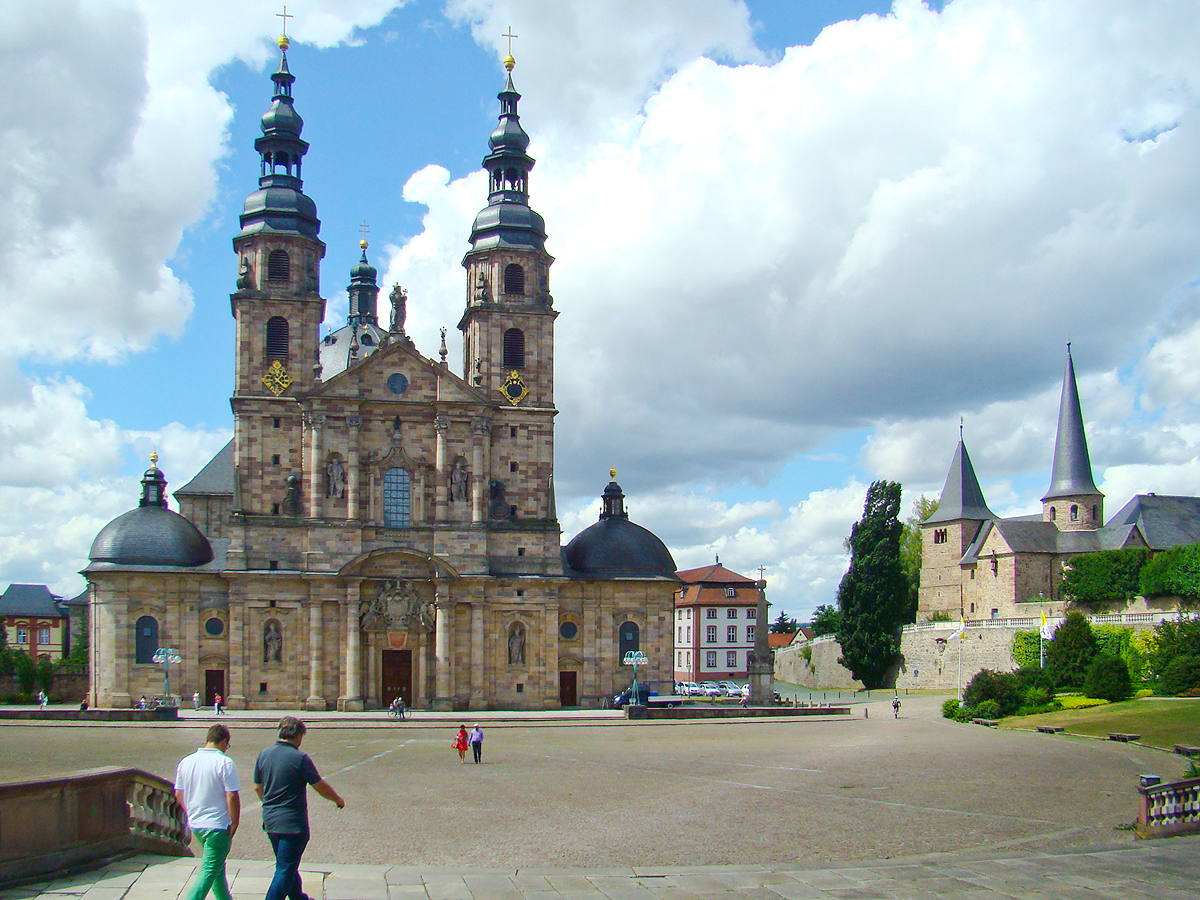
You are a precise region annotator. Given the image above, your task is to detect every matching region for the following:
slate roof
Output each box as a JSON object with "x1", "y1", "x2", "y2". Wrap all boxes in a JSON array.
[
  {"x1": 1043, "y1": 347, "x2": 1101, "y2": 501},
  {"x1": 175, "y1": 440, "x2": 235, "y2": 497},
  {"x1": 0, "y1": 584, "x2": 65, "y2": 617},
  {"x1": 925, "y1": 440, "x2": 996, "y2": 524},
  {"x1": 1106, "y1": 494, "x2": 1200, "y2": 550},
  {"x1": 961, "y1": 518, "x2": 1143, "y2": 563}
]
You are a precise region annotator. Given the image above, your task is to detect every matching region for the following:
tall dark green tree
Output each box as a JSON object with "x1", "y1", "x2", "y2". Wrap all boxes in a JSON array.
[
  {"x1": 836, "y1": 480, "x2": 911, "y2": 688},
  {"x1": 809, "y1": 604, "x2": 841, "y2": 637},
  {"x1": 1045, "y1": 611, "x2": 1097, "y2": 688},
  {"x1": 769, "y1": 611, "x2": 799, "y2": 634}
]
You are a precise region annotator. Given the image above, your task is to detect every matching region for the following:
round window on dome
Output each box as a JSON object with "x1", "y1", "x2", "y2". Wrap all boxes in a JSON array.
[
  {"x1": 559, "y1": 621, "x2": 578, "y2": 641},
  {"x1": 205, "y1": 617, "x2": 225, "y2": 637}
]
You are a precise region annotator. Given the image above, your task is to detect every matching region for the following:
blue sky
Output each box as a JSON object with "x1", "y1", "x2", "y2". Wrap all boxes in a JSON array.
[{"x1": 3, "y1": 1, "x2": 1200, "y2": 622}]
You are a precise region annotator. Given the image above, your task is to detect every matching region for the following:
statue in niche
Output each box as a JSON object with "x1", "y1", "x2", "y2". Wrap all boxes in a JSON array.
[
  {"x1": 264, "y1": 621, "x2": 283, "y2": 663},
  {"x1": 281, "y1": 472, "x2": 302, "y2": 516},
  {"x1": 304, "y1": 254, "x2": 318, "y2": 292},
  {"x1": 326, "y1": 457, "x2": 346, "y2": 499},
  {"x1": 450, "y1": 460, "x2": 468, "y2": 502},
  {"x1": 489, "y1": 480, "x2": 509, "y2": 520},
  {"x1": 389, "y1": 284, "x2": 407, "y2": 334},
  {"x1": 474, "y1": 271, "x2": 490, "y2": 304},
  {"x1": 508, "y1": 622, "x2": 525, "y2": 666},
  {"x1": 237, "y1": 256, "x2": 255, "y2": 290}
]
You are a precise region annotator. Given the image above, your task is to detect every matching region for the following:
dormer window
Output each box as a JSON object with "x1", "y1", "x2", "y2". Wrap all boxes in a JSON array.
[{"x1": 725, "y1": 587, "x2": 736, "y2": 598}]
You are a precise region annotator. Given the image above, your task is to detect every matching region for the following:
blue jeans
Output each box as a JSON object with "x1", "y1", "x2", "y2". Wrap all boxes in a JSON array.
[{"x1": 265, "y1": 832, "x2": 309, "y2": 900}]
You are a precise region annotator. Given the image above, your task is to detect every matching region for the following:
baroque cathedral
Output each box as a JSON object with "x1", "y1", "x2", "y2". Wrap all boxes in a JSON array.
[{"x1": 84, "y1": 38, "x2": 678, "y2": 710}]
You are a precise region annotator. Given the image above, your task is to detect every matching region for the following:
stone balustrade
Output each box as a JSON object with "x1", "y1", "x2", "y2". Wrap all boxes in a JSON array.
[
  {"x1": 1137, "y1": 776, "x2": 1200, "y2": 839},
  {"x1": 0, "y1": 767, "x2": 191, "y2": 888}
]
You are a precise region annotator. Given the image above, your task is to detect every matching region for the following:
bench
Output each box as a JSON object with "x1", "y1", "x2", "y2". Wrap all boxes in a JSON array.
[
  {"x1": 1036, "y1": 725, "x2": 1064, "y2": 734},
  {"x1": 1108, "y1": 733, "x2": 1141, "y2": 743},
  {"x1": 1175, "y1": 744, "x2": 1200, "y2": 757},
  {"x1": 972, "y1": 718, "x2": 999, "y2": 727}
]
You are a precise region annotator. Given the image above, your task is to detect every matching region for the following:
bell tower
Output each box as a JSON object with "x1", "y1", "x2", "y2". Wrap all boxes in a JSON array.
[
  {"x1": 458, "y1": 54, "x2": 557, "y2": 409},
  {"x1": 229, "y1": 32, "x2": 326, "y2": 515}
]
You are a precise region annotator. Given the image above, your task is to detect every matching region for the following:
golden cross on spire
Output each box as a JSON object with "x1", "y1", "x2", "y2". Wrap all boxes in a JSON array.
[
  {"x1": 277, "y1": 5, "x2": 293, "y2": 36},
  {"x1": 502, "y1": 26, "x2": 518, "y2": 56},
  {"x1": 359, "y1": 221, "x2": 370, "y2": 249}
]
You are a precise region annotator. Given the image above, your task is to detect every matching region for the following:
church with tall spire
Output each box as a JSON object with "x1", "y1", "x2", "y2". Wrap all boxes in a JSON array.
[
  {"x1": 919, "y1": 345, "x2": 1200, "y2": 620},
  {"x1": 84, "y1": 35, "x2": 678, "y2": 710}
]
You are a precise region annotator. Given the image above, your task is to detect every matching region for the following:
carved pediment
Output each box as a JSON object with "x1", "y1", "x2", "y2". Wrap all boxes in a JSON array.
[{"x1": 359, "y1": 579, "x2": 435, "y2": 633}]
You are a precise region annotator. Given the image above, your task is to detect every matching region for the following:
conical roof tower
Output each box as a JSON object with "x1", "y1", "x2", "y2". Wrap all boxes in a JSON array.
[
  {"x1": 926, "y1": 438, "x2": 995, "y2": 524},
  {"x1": 1042, "y1": 345, "x2": 1103, "y2": 530}
]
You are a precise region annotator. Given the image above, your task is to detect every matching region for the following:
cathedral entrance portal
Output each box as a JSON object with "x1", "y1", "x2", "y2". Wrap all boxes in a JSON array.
[
  {"x1": 205, "y1": 669, "x2": 225, "y2": 707},
  {"x1": 382, "y1": 650, "x2": 413, "y2": 707},
  {"x1": 559, "y1": 671, "x2": 577, "y2": 707}
]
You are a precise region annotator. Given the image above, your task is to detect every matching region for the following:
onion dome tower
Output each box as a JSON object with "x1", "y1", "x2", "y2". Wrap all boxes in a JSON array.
[
  {"x1": 1042, "y1": 344, "x2": 1103, "y2": 531},
  {"x1": 564, "y1": 472, "x2": 677, "y2": 579},
  {"x1": 459, "y1": 53, "x2": 557, "y2": 409},
  {"x1": 319, "y1": 240, "x2": 390, "y2": 380},
  {"x1": 90, "y1": 455, "x2": 214, "y2": 568}
]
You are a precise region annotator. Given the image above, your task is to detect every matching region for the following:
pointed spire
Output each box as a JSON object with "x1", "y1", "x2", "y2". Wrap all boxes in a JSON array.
[
  {"x1": 1042, "y1": 344, "x2": 1100, "y2": 501},
  {"x1": 925, "y1": 438, "x2": 995, "y2": 523}
]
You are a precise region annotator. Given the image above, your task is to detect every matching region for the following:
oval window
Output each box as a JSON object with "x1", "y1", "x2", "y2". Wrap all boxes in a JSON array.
[
  {"x1": 559, "y1": 621, "x2": 578, "y2": 641},
  {"x1": 205, "y1": 618, "x2": 225, "y2": 637}
]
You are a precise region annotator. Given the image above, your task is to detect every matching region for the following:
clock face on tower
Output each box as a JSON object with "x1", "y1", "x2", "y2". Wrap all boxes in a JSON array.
[
  {"x1": 262, "y1": 360, "x2": 293, "y2": 396},
  {"x1": 501, "y1": 370, "x2": 530, "y2": 405}
]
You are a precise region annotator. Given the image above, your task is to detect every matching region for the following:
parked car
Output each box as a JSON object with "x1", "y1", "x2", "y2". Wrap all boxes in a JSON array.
[
  {"x1": 719, "y1": 681, "x2": 742, "y2": 697},
  {"x1": 679, "y1": 681, "x2": 700, "y2": 696},
  {"x1": 612, "y1": 684, "x2": 656, "y2": 707},
  {"x1": 700, "y1": 681, "x2": 722, "y2": 697}
]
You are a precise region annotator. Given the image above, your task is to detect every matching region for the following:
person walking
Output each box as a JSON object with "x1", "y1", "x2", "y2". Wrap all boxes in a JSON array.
[
  {"x1": 214, "y1": 693, "x2": 222, "y2": 715},
  {"x1": 193, "y1": 691, "x2": 201, "y2": 710},
  {"x1": 452, "y1": 725, "x2": 469, "y2": 763},
  {"x1": 468, "y1": 724, "x2": 483, "y2": 763},
  {"x1": 892, "y1": 697, "x2": 901, "y2": 718},
  {"x1": 255, "y1": 716, "x2": 345, "y2": 900},
  {"x1": 37, "y1": 690, "x2": 47, "y2": 710},
  {"x1": 174, "y1": 724, "x2": 240, "y2": 900}
]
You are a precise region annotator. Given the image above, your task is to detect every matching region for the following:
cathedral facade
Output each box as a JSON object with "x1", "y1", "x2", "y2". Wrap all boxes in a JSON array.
[{"x1": 84, "y1": 42, "x2": 678, "y2": 711}]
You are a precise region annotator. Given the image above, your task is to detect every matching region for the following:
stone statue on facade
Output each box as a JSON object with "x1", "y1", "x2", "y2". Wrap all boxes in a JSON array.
[
  {"x1": 360, "y1": 579, "x2": 436, "y2": 633},
  {"x1": 389, "y1": 284, "x2": 407, "y2": 334},
  {"x1": 326, "y1": 457, "x2": 346, "y2": 498},
  {"x1": 304, "y1": 253, "x2": 319, "y2": 292},
  {"x1": 237, "y1": 256, "x2": 255, "y2": 290},
  {"x1": 264, "y1": 620, "x2": 283, "y2": 663},
  {"x1": 489, "y1": 480, "x2": 510, "y2": 520},
  {"x1": 450, "y1": 460, "x2": 468, "y2": 502},
  {"x1": 508, "y1": 622, "x2": 525, "y2": 665},
  {"x1": 474, "y1": 271, "x2": 490, "y2": 304},
  {"x1": 281, "y1": 472, "x2": 302, "y2": 516}
]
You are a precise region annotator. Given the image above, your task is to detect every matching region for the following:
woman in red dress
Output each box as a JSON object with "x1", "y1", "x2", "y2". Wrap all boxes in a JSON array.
[{"x1": 453, "y1": 725, "x2": 469, "y2": 763}]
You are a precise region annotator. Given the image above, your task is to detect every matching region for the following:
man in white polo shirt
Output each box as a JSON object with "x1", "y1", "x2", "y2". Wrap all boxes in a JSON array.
[{"x1": 174, "y1": 723, "x2": 241, "y2": 900}]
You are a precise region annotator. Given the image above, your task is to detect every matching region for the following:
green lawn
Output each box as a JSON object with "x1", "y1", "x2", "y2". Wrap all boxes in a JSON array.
[{"x1": 1000, "y1": 697, "x2": 1200, "y2": 750}]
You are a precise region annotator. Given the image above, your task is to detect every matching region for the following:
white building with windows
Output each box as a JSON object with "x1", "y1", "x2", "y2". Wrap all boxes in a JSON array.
[{"x1": 673, "y1": 562, "x2": 762, "y2": 683}]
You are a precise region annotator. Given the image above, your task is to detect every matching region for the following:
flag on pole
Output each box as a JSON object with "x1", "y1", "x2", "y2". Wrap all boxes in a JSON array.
[
  {"x1": 949, "y1": 618, "x2": 966, "y2": 641},
  {"x1": 1040, "y1": 611, "x2": 1055, "y2": 641}
]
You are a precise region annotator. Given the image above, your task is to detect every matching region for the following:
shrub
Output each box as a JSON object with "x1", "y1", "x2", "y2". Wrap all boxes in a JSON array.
[
  {"x1": 1061, "y1": 548, "x2": 1148, "y2": 603},
  {"x1": 963, "y1": 669, "x2": 1023, "y2": 716},
  {"x1": 1148, "y1": 619, "x2": 1200, "y2": 680},
  {"x1": 953, "y1": 704, "x2": 977, "y2": 723},
  {"x1": 974, "y1": 699, "x2": 1001, "y2": 719},
  {"x1": 942, "y1": 698, "x2": 962, "y2": 719},
  {"x1": 1011, "y1": 631, "x2": 1041, "y2": 669},
  {"x1": 1157, "y1": 655, "x2": 1200, "y2": 697},
  {"x1": 1045, "y1": 611, "x2": 1097, "y2": 688},
  {"x1": 1140, "y1": 543, "x2": 1200, "y2": 599},
  {"x1": 1023, "y1": 685, "x2": 1054, "y2": 708},
  {"x1": 1083, "y1": 653, "x2": 1133, "y2": 702},
  {"x1": 13, "y1": 651, "x2": 36, "y2": 697}
]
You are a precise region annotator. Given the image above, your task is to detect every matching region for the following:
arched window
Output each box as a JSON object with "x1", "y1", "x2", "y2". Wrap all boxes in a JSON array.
[
  {"x1": 1050, "y1": 507, "x2": 1057, "y2": 521},
  {"x1": 1092, "y1": 505, "x2": 1098, "y2": 522},
  {"x1": 135, "y1": 616, "x2": 158, "y2": 665},
  {"x1": 266, "y1": 317, "x2": 289, "y2": 358},
  {"x1": 618, "y1": 621, "x2": 640, "y2": 659},
  {"x1": 383, "y1": 467, "x2": 411, "y2": 528},
  {"x1": 503, "y1": 328, "x2": 525, "y2": 368},
  {"x1": 504, "y1": 263, "x2": 524, "y2": 295},
  {"x1": 267, "y1": 250, "x2": 290, "y2": 282},
  {"x1": 1070, "y1": 505, "x2": 1079, "y2": 521}
]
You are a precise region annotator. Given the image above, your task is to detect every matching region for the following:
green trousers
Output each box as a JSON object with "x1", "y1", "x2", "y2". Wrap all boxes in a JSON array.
[{"x1": 185, "y1": 828, "x2": 233, "y2": 900}]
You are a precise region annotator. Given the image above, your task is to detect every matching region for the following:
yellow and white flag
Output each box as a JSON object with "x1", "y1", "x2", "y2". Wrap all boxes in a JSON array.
[
  {"x1": 949, "y1": 618, "x2": 966, "y2": 641},
  {"x1": 1040, "y1": 611, "x2": 1055, "y2": 641}
]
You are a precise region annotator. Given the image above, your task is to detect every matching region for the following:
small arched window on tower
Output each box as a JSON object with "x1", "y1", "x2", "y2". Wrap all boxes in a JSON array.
[
  {"x1": 504, "y1": 263, "x2": 524, "y2": 295},
  {"x1": 1070, "y1": 505, "x2": 1079, "y2": 522},
  {"x1": 1050, "y1": 507, "x2": 1057, "y2": 521},
  {"x1": 1092, "y1": 505, "x2": 1098, "y2": 522},
  {"x1": 267, "y1": 250, "x2": 290, "y2": 283},
  {"x1": 503, "y1": 328, "x2": 525, "y2": 368},
  {"x1": 266, "y1": 317, "x2": 289, "y2": 358}
]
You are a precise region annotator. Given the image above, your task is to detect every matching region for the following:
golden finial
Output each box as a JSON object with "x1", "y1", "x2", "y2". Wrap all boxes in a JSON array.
[
  {"x1": 277, "y1": 6, "x2": 292, "y2": 50},
  {"x1": 502, "y1": 26, "x2": 517, "y2": 71},
  {"x1": 610, "y1": 466, "x2": 616, "y2": 482},
  {"x1": 360, "y1": 239, "x2": 368, "y2": 250},
  {"x1": 150, "y1": 450, "x2": 159, "y2": 466},
  {"x1": 358, "y1": 221, "x2": 370, "y2": 251}
]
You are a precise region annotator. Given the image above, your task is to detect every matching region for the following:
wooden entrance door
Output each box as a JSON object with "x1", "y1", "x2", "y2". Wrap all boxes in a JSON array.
[
  {"x1": 204, "y1": 670, "x2": 225, "y2": 707},
  {"x1": 382, "y1": 650, "x2": 412, "y2": 707},
  {"x1": 559, "y1": 670, "x2": 577, "y2": 707}
]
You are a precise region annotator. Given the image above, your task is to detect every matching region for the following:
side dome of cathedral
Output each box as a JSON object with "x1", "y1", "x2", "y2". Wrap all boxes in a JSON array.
[
  {"x1": 564, "y1": 476, "x2": 677, "y2": 579},
  {"x1": 89, "y1": 459, "x2": 214, "y2": 568}
]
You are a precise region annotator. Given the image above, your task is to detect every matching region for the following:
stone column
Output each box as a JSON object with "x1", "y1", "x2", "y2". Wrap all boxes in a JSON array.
[
  {"x1": 347, "y1": 416, "x2": 361, "y2": 520},
  {"x1": 470, "y1": 418, "x2": 488, "y2": 524},
  {"x1": 339, "y1": 584, "x2": 363, "y2": 711},
  {"x1": 434, "y1": 583, "x2": 452, "y2": 710},
  {"x1": 434, "y1": 414, "x2": 449, "y2": 522},
  {"x1": 470, "y1": 602, "x2": 485, "y2": 709},
  {"x1": 227, "y1": 598, "x2": 247, "y2": 710},
  {"x1": 308, "y1": 414, "x2": 325, "y2": 519},
  {"x1": 306, "y1": 600, "x2": 325, "y2": 710},
  {"x1": 748, "y1": 579, "x2": 774, "y2": 705}
]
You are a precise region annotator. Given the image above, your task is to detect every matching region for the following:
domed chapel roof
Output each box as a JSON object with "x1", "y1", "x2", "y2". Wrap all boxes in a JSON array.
[{"x1": 564, "y1": 474, "x2": 677, "y2": 580}]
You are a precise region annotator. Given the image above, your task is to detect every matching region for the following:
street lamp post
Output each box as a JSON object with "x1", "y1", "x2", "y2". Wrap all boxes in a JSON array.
[{"x1": 152, "y1": 647, "x2": 182, "y2": 705}]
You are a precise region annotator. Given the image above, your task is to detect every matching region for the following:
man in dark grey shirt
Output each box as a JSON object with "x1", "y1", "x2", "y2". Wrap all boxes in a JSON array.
[{"x1": 254, "y1": 717, "x2": 345, "y2": 900}]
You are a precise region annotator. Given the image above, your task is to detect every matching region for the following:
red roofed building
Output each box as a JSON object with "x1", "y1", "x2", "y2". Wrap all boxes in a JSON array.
[{"x1": 673, "y1": 561, "x2": 763, "y2": 682}]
